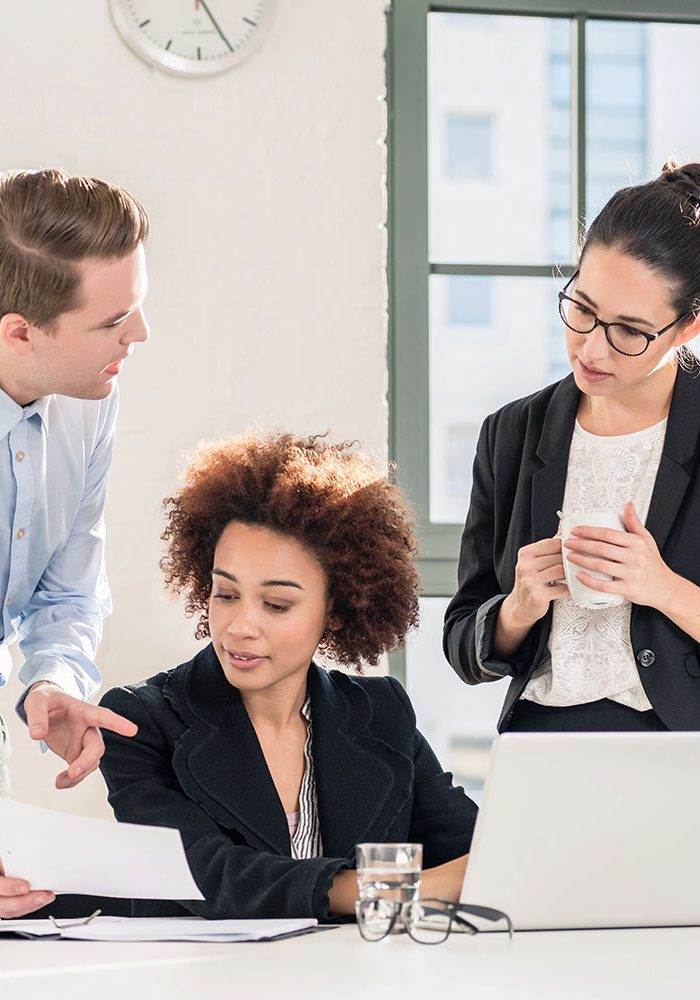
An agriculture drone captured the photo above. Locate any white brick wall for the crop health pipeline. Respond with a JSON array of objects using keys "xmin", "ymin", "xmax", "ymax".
[{"xmin": 1, "ymin": 0, "xmax": 388, "ymax": 818}]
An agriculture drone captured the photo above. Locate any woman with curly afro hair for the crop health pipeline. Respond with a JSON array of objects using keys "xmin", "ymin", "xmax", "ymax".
[{"xmin": 99, "ymin": 434, "xmax": 477, "ymax": 921}]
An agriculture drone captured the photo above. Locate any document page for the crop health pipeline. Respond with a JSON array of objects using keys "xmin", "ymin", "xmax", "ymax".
[
  {"xmin": 0, "ymin": 917, "xmax": 319, "ymax": 942},
  {"xmin": 0, "ymin": 799, "xmax": 203, "ymax": 900}
]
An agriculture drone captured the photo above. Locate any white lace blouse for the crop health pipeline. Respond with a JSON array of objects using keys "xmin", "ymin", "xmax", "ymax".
[{"xmin": 522, "ymin": 418, "xmax": 667, "ymax": 710}]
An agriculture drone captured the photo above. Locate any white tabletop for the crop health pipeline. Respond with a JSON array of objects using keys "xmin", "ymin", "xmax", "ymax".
[{"xmin": 0, "ymin": 924, "xmax": 695, "ymax": 1000}]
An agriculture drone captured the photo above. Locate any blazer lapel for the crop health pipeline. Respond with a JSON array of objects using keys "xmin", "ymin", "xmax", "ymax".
[
  {"xmin": 531, "ymin": 374, "xmax": 580, "ymax": 542},
  {"xmin": 645, "ymin": 367, "xmax": 700, "ymax": 552},
  {"xmin": 309, "ymin": 666, "xmax": 413, "ymax": 860},
  {"xmin": 163, "ymin": 644, "xmax": 290, "ymax": 855}
]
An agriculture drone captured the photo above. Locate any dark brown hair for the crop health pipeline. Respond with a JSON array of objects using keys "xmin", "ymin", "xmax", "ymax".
[
  {"xmin": 0, "ymin": 168, "xmax": 149, "ymax": 329},
  {"xmin": 582, "ymin": 160, "xmax": 700, "ymax": 323},
  {"xmin": 161, "ymin": 434, "xmax": 420, "ymax": 667}
]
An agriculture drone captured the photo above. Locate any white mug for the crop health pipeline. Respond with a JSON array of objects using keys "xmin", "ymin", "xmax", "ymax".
[{"xmin": 559, "ymin": 510, "xmax": 626, "ymax": 609}]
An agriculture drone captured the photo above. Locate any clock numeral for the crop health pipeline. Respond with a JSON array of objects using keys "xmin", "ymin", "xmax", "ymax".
[
  {"xmin": 139, "ymin": 18, "xmax": 150, "ymax": 28},
  {"xmin": 165, "ymin": 39, "xmax": 172, "ymax": 51},
  {"xmin": 243, "ymin": 17, "xmax": 257, "ymax": 28}
]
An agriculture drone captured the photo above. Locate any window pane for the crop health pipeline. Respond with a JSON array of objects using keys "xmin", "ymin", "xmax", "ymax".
[
  {"xmin": 585, "ymin": 20, "xmax": 700, "ymax": 223},
  {"xmin": 446, "ymin": 114, "xmax": 492, "ymax": 179},
  {"xmin": 428, "ymin": 12, "xmax": 572, "ymax": 266},
  {"xmin": 429, "ymin": 275, "xmax": 562, "ymax": 524},
  {"xmin": 405, "ymin": 597, "xmax": 504, "ymax": 797}
]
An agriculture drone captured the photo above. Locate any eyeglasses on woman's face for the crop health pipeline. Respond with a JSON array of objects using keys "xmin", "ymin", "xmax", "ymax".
[
  {"xmin": 356, "ymin": 897, "xmax": 513, "ymax": 944},
  {"xmin": 558, "ymin": 271, "xmax": 690, "ymax": 358}
]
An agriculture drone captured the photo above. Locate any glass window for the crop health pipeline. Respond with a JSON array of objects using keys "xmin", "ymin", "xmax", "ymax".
[
  {"xmin": 405, "ymin": 597, "xmax": 504, "ymax": 797},
  {"xmin": 428, "ymin": 12, "xmax": 573, "ymax": 266},
  {"xmin": 585, "ymin": 20, "xmax": 700, "ymax": 222},
  {"xmin": 429, "ymin": 275, "xmax": 560, "ymax": 524},
  {"xmin": 447, "ymin": 275, "xmax": 491, "ymax": 326},
  {"xmin": 446, "ymin": 114, "xmax": 492, "ymax": 179}
]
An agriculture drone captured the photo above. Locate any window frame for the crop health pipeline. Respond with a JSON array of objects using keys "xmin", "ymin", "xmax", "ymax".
[{"xmin": 387, "ymin": 0, "xmax": 700, "ymax": 681}]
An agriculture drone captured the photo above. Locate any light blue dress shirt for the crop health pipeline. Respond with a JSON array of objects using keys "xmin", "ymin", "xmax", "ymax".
[{"xmin": 0, "ymin": 386, "xmax": 118, "ymax": 712}]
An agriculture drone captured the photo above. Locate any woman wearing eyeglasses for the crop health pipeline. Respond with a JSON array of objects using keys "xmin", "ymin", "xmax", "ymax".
[
  {"xmin": 99, "ymin": 434, "xmax": 476, "ymax": 920},
  {"xmin": 444, "ymin": 160, "xmax": 700, "ymax": 733}
]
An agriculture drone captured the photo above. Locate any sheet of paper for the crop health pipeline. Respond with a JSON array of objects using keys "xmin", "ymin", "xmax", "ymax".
[
  {"xmin": 0, "ymin": 916, "xmax": 319, "ymax": 942},
  {"xmin": 0, "ymin": 799, "xmax": 203, "ymax": 900}
]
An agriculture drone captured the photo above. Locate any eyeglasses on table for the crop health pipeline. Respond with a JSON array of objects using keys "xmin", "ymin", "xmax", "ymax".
[{"xmin": 356, "ymin": 897, "xmax": 513, "ymax": 944}]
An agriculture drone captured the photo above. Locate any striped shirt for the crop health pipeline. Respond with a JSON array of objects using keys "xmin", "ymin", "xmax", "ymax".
[{"xmin": 286, "ymin": 695, "xmax": 323, "ymax": 860}]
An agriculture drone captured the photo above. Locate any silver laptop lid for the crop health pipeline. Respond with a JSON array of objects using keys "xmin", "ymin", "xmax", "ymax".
[{"xmin": 461, "ymin": 732, "xmax": 700, "ymax": 930}]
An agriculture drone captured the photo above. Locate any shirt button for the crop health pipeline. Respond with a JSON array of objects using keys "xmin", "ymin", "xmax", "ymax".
[
  {"xmin": 636, "ymin": 649, "xmax": 656, "ymax": 668},
  {"xmin": 15, "ymin": 451, "xmax": 25, "ymax": 462},
  {"xmin": 15, "ymin": 529, "xmax": 25, "ymax": 540}
]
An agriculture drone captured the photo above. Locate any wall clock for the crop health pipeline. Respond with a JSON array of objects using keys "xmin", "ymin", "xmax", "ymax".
[{"xmin": 109, "ymin": 0, "xmax": 276, "ymax": 77}]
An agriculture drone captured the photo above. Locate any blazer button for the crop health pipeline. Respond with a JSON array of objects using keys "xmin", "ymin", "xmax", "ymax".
[{"xmin": 636, "ymin": 649, "xmax": 656, "ymax": 668}]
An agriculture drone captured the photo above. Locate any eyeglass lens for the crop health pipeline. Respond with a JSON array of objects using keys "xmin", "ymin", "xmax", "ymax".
[
  {"xmin": 559, "ymin": 296, "xmax": 650, "ymax": 356},
  {"xmin": 357, "ymin": 898, "xmax": 397, "ymax": 941},
  {"xmin": 403, "ymin": 900, "xmax": 453, "ymax": 944}
]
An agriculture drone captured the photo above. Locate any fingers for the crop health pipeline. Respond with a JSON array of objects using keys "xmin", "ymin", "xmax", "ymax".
[
  {"xmin": 623, "ymin": 501, "xmax": 647, "ymax": 534},
  {"xmin": 574, "ymin": 570, "xmax": 617, "ymax": 594},
  {"xmin": 541, "ymin": 563, "xmax": 566, "ymax": 585},
  {"xmin": 79, "ymin": 705, "xmax": 138, "ymax": 738},
  {"xmin": 24, "ymin": 691, "xmax": 50, "ymax": 742},
  {"xmin": 0, "ymin": 892, "xmax": 56, "ymax": 918},
  {"xmin": 55, "ymin": 761, "xmax": 100, "ymax": 790},
  {"xmin": 59, "ymin": 727, "xmax": 104, "ymax": 788},
  {"xmin": 525, "ymin": 537, "xmax": 564, "ymax": 556},
  {"xmin": 0, "ymin": 876, "xmax": 54, "ymax": 919},
  {"xmin": 565, "ymin": 537, "xmax": 629, "ymax": 565},
  {"xmin": 569, "ymin": 525, "xmax": 633, "ymax": 546}
]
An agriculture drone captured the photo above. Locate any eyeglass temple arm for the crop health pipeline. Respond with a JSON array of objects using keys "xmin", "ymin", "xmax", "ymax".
[{"xmin": 459, "ymin": 902, "xmax": 514, "ymax": 938}]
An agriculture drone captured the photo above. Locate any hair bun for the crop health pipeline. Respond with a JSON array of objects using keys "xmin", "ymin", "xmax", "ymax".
[
  {"xmin": 659, "ymin": 160, "xmax": 700, "ymax": 220},
  {"xmin": 660, "ymin": 160, "xmax": 700, "ymax": 190}
]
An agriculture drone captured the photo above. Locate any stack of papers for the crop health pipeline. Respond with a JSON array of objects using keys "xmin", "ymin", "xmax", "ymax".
[
  {"xmin": 0, "ymin": 799, "xmax": 203, "ymax": 899},
  {"xmin": 0, "ymin": 917, "xmax": 319, "ymax": 942}
]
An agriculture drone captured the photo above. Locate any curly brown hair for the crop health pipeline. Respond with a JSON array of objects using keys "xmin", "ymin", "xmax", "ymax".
[{"xmin": 161, "ymin": 434, "xmax": 420, "ymax": 666}]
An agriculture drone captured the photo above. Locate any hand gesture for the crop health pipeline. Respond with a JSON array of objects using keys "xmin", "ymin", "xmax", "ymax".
[
  {"xmin": 24, "ymin": 683, "xmax": 138, "ymax": 790},
  {"xmin": 507, "ymin": 536, "xmax": 569, "ymax": 628},
  {"xmin": 563, "ymin": 502, "xmax": 674, "ymax": 609}
]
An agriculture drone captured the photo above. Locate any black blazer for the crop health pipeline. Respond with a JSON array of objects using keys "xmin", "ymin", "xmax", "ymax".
[
  {"xmin": 99, "ymin": 644, "xmax": 477, "ymax": 921},
  {"xmin": 443, "ymin": 367, "xmax": 700, "ymax": 731}
]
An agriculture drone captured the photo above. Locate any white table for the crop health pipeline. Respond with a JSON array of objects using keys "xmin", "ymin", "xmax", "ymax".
[{"xmin": 0, "ymin": 924, "xmax": 694, "ymax": 1000}]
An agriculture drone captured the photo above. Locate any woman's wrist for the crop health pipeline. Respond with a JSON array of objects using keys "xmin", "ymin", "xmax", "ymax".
[
  {"xmin": 653, "ymin": 570, "xmax": 700, "ymax": 641},
  {"xmin": 494, "ymin": 593, "xmax": 534, "ymax": 658},
  {"xmin": 327, "ymin": 868, "xmax": 358, "ymax": 916}
]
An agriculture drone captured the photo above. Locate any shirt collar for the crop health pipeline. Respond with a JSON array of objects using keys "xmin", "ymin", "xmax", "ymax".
[{"xmin": 0, "ymin": 386, "xmax": 52, "ymax": 438}]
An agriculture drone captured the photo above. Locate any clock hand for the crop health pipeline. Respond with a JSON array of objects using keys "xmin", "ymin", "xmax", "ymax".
[{"xmin": 199, "ymin": 1, "xmax": 234, "ymax": 52}]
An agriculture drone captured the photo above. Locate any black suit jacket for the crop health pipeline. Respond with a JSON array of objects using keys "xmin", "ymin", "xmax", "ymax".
[
  {"xmin": 443, "ymin": 367, "xmax": 700, "ymax": 731},
  {"xmin": 99, "ymin": 644, "xmax": 477, "ymax": 921}
]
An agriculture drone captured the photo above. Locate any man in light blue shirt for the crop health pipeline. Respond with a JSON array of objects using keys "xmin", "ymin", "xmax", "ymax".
[{"xmin": 0, "ymin": 169, "xmax": 150, "ymax": 916}]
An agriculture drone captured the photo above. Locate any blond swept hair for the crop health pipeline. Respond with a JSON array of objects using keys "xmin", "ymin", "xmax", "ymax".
[{"xmin": 0, "ymin": 168, "xmax": 149, "ymax": 329}]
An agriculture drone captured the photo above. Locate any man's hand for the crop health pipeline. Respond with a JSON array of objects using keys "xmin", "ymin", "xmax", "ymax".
[
  {"xmin": 23, "ymin": 683, "xmax": 138, "ymax": 790},
  {"xmin": 0, "ymin": 861, "xmax": 54, "ymax": 918}
]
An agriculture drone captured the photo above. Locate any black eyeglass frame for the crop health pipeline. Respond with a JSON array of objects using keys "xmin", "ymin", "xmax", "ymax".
[
  {"xmin": 356, "ymin": 897, "xmax": 513, "ymax": 944},
  {"xmin": 558, "ymin": 271, "xmax": 691, "ymax": 357}
]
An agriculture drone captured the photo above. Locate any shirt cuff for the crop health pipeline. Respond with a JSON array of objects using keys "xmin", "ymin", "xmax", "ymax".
[{"xmin": 475, "ymin": 593, "xmax": 544, "ymax": 680}]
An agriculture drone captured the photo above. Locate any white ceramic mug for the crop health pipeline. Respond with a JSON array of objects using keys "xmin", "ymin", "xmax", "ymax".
[{"xmin": 559, "ymin": 509, "xmax": 626, "ymax": 609}]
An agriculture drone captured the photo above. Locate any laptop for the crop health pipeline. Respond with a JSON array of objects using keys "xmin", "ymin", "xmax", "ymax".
[{"xmin": 460, "ymin": 732, "xmax": 700, "ymax": 930}]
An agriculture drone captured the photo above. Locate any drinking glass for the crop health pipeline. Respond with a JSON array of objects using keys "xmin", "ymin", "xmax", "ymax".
[{"xmin": 355, "ymin": 843, "xmax": 422, "ymax": 936}]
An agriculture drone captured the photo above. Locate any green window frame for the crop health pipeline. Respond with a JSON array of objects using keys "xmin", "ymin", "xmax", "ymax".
[{"xmin": 387, "ymin": 0, "xmax": 700, "ymax": 681}]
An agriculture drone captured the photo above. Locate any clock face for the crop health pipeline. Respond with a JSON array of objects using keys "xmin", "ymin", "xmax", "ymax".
[{"xmin": 109, "ymin": 0, "xmax": 276, "ymax": 77}]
